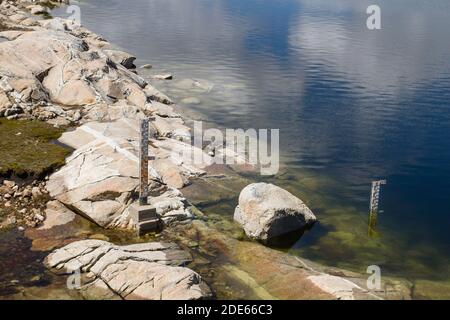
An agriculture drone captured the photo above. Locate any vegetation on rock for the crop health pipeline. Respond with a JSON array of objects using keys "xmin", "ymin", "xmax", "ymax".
[{"xmin": 0, "ymin": 119, "xmax": 70, "ymax": 179}]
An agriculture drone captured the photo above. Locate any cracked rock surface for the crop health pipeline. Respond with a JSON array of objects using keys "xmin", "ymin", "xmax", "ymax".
[
  {"xmin": 45, "ymin": 239, "xmax": 212, "ymax": 300},
  {"xmin": 45, "ymin": 119, "xmax": 203, "ymax": 229}
]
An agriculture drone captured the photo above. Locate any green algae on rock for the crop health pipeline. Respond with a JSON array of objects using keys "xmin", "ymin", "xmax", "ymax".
[{"xmin": 0, "ymin": 119, "xmax": 71, "ymax": 179}]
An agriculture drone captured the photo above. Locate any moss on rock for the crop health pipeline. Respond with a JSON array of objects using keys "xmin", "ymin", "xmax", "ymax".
[{"xmin": 0, "ymin": 119, "xmax": 71, "ymax": 179}]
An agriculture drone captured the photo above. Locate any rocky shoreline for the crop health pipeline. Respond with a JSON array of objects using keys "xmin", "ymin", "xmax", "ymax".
[{"xmin": 0, "ymin": 0, "xmax": 415, "ymax": 300}]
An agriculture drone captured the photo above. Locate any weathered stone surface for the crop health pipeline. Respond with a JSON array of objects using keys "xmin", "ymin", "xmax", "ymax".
[
  {"xmin": 0, "ymin": 30, "xmax": 87, "ymax": 80},
  {"xmin": 83, "ymin": 102, "xmax": 145, "ymax": 122},
  {"xmin": 153, "ymin": 74, "xmax": 173, "ymax": 80},
  {"xmin": 46, "ymin": 120, "xmax": 144, "ymax": 227},
  {"xmin": 45, "ymin": 240, "xmax": 211, "ymax": 300},
  {"xmin": 307, "ymin": 274, "xmax": 365, "ymax": 300},
  {"xmin": 151, "ymin": 138, "xmax": 211, "ymax": 172},
  {"xmin": 125, "ymin": 82, "xmax": 147, "ymax": 108},
  {"xmin": 104, "ymin": 49, "xmax": 136, "ymax": 69},
  {"xmin": 153, "ymin": 115, "xmax": 190, "ymax": 139},
  {"xmin": 170, "ymin": 219, "xmax": 412, "ymax": 300},
  {"xmin": 148, "ymin": 188, "xmax": 193, "ymax": 225},
  {"xmin": 0, "ymin": 89, "xmax": 12, "ymax": 116},
  {"xmin": 234, "ymin": 183, "xmax": 317, "ymax": 243},
  {"xmin": 44, "ymin": 78, "xmax": 97, "ymax": 106},
  {"xmin": 46, "ymin": 119, "xmax": 203, "ymax": 229},
  {"xmin": 144, "ymin": 101, "xmax": 180, "ymax": 118},
  {"xmin": 111, "ymin": 188, "xmax": 194, "ymax": 229},
  {"xmin": 39, "ymin": 200, "xmax": 76, "ymax": 230},
  {"xmin": 0, "ymin": 23, "xmax": 173, "ymax": 121},
  {"xmin": 0, "ymin": 30, "xmax": 26, "ymax": 41},
  {"xmin": 144, "ymin": 84, "xmax": 174, "ymax": 105},
  {"xmin": 27, "ymin": 5, "xmax": 48, "ymax": 15},
  {"xmin": 153, "ymin": 159, "xmax": 189, "ymax": 189}
]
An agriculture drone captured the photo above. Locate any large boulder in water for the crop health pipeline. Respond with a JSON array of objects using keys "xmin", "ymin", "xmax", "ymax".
[{"xmin": 234, "ymin": 183, "xmax": 317, "ymax": 244}]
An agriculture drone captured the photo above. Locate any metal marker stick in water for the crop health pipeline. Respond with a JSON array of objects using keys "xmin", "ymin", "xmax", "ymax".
[
  {"xmin": 370, "ymin": 180, "xmax": 386, "ymax": 214},
  {"xmin": 368, "ymin": 179, "xmax": 386, "ymax": 237}
]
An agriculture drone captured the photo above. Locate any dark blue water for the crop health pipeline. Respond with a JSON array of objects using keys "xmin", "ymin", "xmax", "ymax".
[{"xmin": 54, "ymin": 0, "xmax": 450, "ymax": 281}]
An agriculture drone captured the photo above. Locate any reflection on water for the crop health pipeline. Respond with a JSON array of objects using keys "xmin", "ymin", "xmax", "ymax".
[
  {"xmin": 0, "ymin": 229, "xmax": 50, "ymax": 296},
  {"xmin": 368, "ymin": 211, "xmax": 378, "ymax": 238},
  {"xmin": 53, "ymin": 0, "xmax": 450, "ymax": 283}
]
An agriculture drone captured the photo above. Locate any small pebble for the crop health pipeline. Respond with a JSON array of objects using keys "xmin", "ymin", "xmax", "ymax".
[{"xmin": 3, "ymin": 180, "xmax": 15, "ymax": 188}]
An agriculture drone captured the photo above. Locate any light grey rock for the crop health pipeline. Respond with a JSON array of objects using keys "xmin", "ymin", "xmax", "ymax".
[
  {"xmin": 152, "ymin": 115, "xmax": 189, "ymax": 138},
  {"xmin": 31, "ymin": 186, "xmax": 42, "ymax": 199},
  {"xmin": 144, "ymin": 84, "xmax": 174, "ymax": 105},
  {"xmin": 149, "ymin": 188, "xmax": 193, "ymax": 225},
  {"xmin": 234, "ymin": 183, "xmax": 317, "ymax": 244},
  {"xmin": 45, "ymin": 240, "xmax": 211, "ymax": 300},
  {"xmin": 152, "ymin": 159, "xmax": 189, "ymax": 189},
  {"xmin": 153, "ymin": 74, "xmax": 173, "ymax": 80},
  {"xmin": 181, "ymin": 97, "xmax": 201, "ymax": 105},
  {"xmin": 46, "ymin": 119, "xmax": 146, "ymax": 227},
  {"xmin": 8, "ymin": 13, "xmax": 28, "ymax": 23},
  {"xmin": 39, "ymin": 200, "xmax": 76, "ymax": 230},
  {"xmin": 104, "ymin": 49, "xmax": 136, "ymax": 69},
  {"xmin": 27, "ymin": 5, "xmax": 48, "ymax": 15},
  {"xmin": 144, "ymin": 101, "xmax": 180, "ymax": 118},
  {"xmin": 110, "ymin": 188, "xmax": 195, "ymax": 229},
  {"xmin": 46, "ymin": 119, "xmax": 201, "ymax": 229},
  {"xmin": 0, "ymin": 28, "xmax": 155, "ymax": 117},
  {"xmin": 0, "ymin": 30, "xmax": 26, "ymax": 41},
  {"xmin": 307, "ymin": 274, "xmax": 363, "ymax": 300},
  {"xmin": 83, "ymin": 102, "xmax": 146, "ymax": 122},
  {"xmin": 0, "ymin": 89, "xmax": 12, "ymax": 115},
  {"xmin": 3, "ymin": 180, "xmax": 15, "ymax": 188},
  {"xmin": 39, "ymin": 17, "xmax": 79, "ymax": 32}
]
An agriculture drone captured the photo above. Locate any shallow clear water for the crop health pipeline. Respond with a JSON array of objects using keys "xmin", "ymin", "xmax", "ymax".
[{"xmin": 54, "ymin": 0, "xmax": 450, "ymax": 282}]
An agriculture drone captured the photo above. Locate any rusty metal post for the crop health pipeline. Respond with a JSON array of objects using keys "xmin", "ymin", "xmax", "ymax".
[{"xmin": 139, "ymin": 118, "xmax": 149, "ymax": 206}]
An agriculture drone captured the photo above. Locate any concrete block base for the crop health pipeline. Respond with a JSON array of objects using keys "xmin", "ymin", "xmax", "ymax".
[{"xmin": 129, "ymin": 203, "xmax": 161, "ymax": 236}]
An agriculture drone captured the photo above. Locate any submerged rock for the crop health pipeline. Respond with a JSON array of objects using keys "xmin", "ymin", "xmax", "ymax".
[
  {"xmin": 181, "ymin": 97, "xmax": 201, "ymax": 105},
  {"xmin": 169, "ymin": 219, "xmax": 411, "ymax": 300},
  {"xmin": 153, "ymin": 74, "xmax": 173, "ymax": 80},
  {"xmin": 234, "ymin": 183, "xmax": 317, "ymax": 244},
  {"xmin": 38, "ymin": 200, "xmax": 76, "ymax": 230},
  {"xmin": 45, "ymin": 240, "xmax": 211, "ymax": 300}
]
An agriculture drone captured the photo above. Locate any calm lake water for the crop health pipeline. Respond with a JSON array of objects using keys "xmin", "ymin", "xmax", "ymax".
[{"xmin": 54, "ymin": 0, "xmax": 450, "ymax": 282}]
